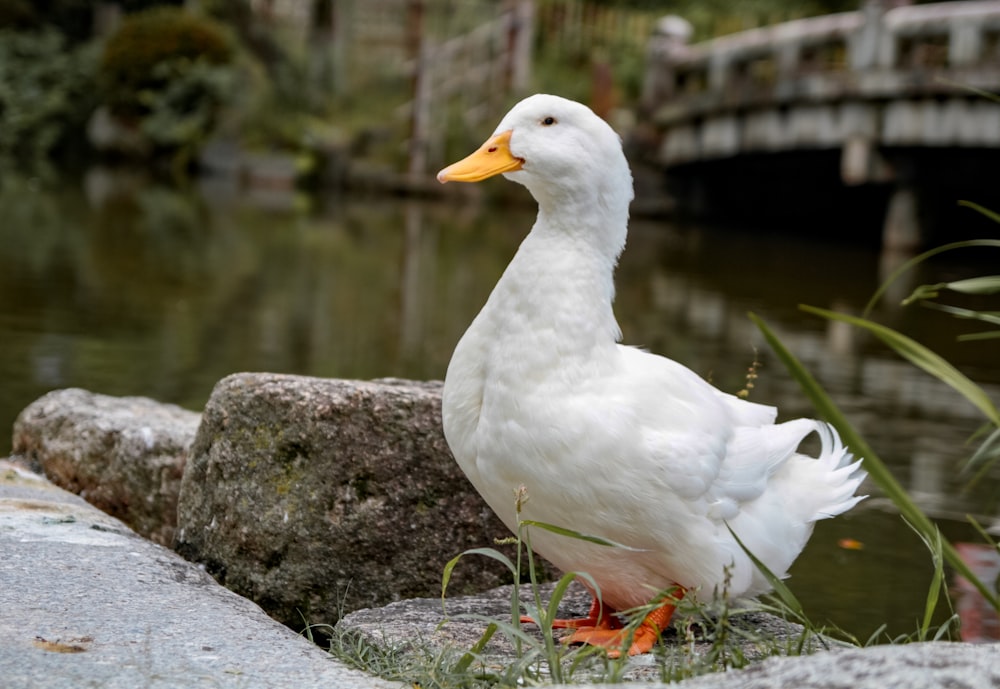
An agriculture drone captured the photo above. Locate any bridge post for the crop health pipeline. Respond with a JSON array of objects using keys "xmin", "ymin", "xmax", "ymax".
[
  {"xmin": 842, "ymin": 135, "xmax": 892, "ymax": 187},
  {"xmin": 850, "ymin": 0, "xmax": 888, "ymax": 70},
  {"xmin": 641, "ymin": 15, "xmax": 692, "ymax": 110},
  {"xmin": 708, "ymin": 53, "xmax": 728, "ymax": 92},
  {"xmin": 882, "ymin": 187, "xmax": 923, "ymax": 250},
  {"xmin": 950, "ymin": 21, "xmax": 982, "ymax": 66}
]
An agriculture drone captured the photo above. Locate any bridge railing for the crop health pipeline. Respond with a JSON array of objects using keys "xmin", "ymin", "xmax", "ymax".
[
  {"xmin": 882, "ymin": 1, "xmax": 1000, "ymax": 68},
  {"xmin": 644, "ymin": 1, "xmax": 1000, "ymax": 116}
]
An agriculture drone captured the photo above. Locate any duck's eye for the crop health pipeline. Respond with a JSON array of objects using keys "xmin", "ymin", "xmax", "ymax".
[{"xmin": 541, "ymin": 116, "xmax": 557, "ymax": 126}]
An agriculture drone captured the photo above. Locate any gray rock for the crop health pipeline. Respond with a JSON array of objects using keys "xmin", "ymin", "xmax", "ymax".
[
  {"xmin": 336, "ymin": 582, "xmax": 839, "ymax": 683},
  {"xmin": 175, "ymin": 373, "xmax": 516, "ymax": 633},
  {"xmin": 666, "ymin": 641, "xmax": 1000, "ymax": 689},
  {"xmin": 339, "ymin": 581, "xmax": 596, "ymax": 657},
  {"xmin": 0, "ymin": 458, "xmax": 396, "ymax": 689},
  {"xmin": 338, "ymin": 583, "xmax": 1000, "ymax": 687},
  {"xmin": 12, "ymin": 388, "xmax": 200, "ymax": 546}
]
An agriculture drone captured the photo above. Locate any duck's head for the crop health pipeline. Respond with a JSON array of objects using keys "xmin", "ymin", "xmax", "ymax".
[{"xmin": 437, "ymin": 94, "xmax": 633, "ymax": 211}]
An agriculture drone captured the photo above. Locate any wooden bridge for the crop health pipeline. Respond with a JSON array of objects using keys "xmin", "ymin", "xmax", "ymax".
[{"xmin": 640, "ymin": 0, "xmax": 1000, "ymax": 247}]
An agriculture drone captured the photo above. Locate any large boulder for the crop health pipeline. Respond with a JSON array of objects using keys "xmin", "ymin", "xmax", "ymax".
[
  {"xmin": 175, "ymin": 373, "xmax": 517, "ymax": 633},
  {"xmin": 11, "ymin": 388, "xmax": 200, "ymax": 546}
]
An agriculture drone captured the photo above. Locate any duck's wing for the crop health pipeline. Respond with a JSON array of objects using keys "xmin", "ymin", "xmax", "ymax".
[{"xmin": 617, "ymin": 346, "xmax": 793, "ymax": 520}]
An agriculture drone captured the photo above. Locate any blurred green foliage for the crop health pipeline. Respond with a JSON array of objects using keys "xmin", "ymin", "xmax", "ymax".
[
  {"xmin": 0, "ymin": 0, "xmax": 879, "ymax": 179},
  {"xmin": 99, "ymin": 6, "xmax": 234, "ymax": 121},
  {"xmin": 0, "ymin": 27, "xmax": 98, "ymax": 174},
  {"xmin": 0, "ymin": 0, "xmax": 95, "ymax": 43},
  {"xmin": 95, "ymin": 6, "xmax": 240, "ymax": 174},
  {"xmin": 134, "ymin": 58, "xmax": 238, "ymax": 168},
  {"xmin": 0, "ymin": 1, "xmax": 241, "ymax": 175}
]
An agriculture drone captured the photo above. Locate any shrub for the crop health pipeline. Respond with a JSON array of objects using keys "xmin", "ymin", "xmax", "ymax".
[
  {"xmin": 98, "ymin": 6, "xmax": 237, "ymax": 164},
  {"xmin": 100, "ymin": 6, "xmax": 233, "ymax": 118}
]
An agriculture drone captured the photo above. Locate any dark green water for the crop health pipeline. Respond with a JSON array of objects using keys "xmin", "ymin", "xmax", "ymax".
[{"xmin": 2, "ymin": 170, "xmax": 998, "ymax": 642}]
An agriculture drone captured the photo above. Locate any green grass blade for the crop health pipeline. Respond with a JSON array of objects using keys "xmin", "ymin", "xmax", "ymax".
[
  {"xmin": 862, "ymin": 239, "xmax": 1000, "ymax": 316},
  {"xmin": 544, "ymin": 571, "xmax": 600, "ymax": 628},
  {"xmin": 932, "ymin": 615, "xmax": 960, "ymax": 641},
  {"xmin": 538, "ymin": 571, "xmax": 583, "ymax": 682},
  {"xmin": 450, "ymin": 622, "xmax": 498, "ymax": 675},
  {"xmin": 919, "ymin": 302, "xmax": 1000, "ymax": 328},
  {"xmin": 958, "ymin": 330, "xmax": 1000, "ymax": 341},
  {"xmin": 749, "ymin": 312, "xmax": 1000, "ymax": 610},
  {"xmin": 964, "ymin": 426, "xmax": 1000, "ymax": 478},
  {"xmin": 959, "ymin": 200, "xmax": 1000, "ymax": 224},
  {"xmin": 441, "ymin": 547, "xmax": 518, "ymax": 613},
  {"xmin": 519, "ymin": 519, "xmax": 646, "ymax": 551},
  {"xmin": 726, "ymin": 523, "xmax": 805, "ymax": 620},
  {"xmin": 800, "ymin": 305, "xmax": 1000, "ymax": 427},
  {"xmin": 908, "ymin": 522, "xmax": 945, "ymax": 640},
  {"xmin": 863, "ymin": 623, "xmax": 888, "ymax": 646},
  {"xmin": 938, "ymin": 276, "xmax": 1000, "ymax": 295},
  {"xmin": 967, "ymin": 516, "xmax": 1000, "ymax": 551},
  {"xmin": 905, "ymin": 276, "xmax": 1000, "ymax": 304},
  {"xmin": 938, "ymin": 82, "xmax": 1000, "ymax": 105}
]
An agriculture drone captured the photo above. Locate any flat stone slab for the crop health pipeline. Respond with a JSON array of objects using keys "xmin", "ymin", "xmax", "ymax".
[
  {"xmin": 338, "ymin": 580, "xmax": 1000, "ymax": 687},
  {"xmin": 0, "ymin": 459, "xmax": 396, "ymax": 689},
  {"xmin": 336, "ymin": 580, "xmax": 839, "ymax": 683}
]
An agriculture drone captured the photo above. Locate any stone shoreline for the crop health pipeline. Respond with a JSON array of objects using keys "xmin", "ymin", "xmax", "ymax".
[{"xmin": 4, "ymin": 379, "xmax": 1000, "ymax": 688}]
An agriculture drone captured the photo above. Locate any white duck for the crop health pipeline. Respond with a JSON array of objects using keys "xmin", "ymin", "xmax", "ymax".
[{"xmin": 437, "ymin": 94, "xmax": 865, "ymax": 656}]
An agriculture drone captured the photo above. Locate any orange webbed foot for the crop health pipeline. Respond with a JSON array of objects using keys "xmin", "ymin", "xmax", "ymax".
[
  {"xmin": 520, "ymin": 587, "xmax": 685, "ymax": 656},
  {"xmin": 565, "ymin": 615, "xmax": 662, "ymax": 657},
  {"xmin": 519, "ymin": 596, "xmax": 622, "ymax": 630},
  {"xmin": 563, "ymin": 588, "xmax": 686, "ymax": 657}
]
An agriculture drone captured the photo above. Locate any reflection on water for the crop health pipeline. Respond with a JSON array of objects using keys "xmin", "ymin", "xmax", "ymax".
[{"xmin": 1, "ymin": 170, "xmax": 998, "ymax": 641}]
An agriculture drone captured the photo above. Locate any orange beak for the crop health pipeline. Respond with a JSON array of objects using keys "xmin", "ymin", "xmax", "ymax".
[{"xmin": 436, "ymin": 130, "xmax": 524, "ymax": 183}]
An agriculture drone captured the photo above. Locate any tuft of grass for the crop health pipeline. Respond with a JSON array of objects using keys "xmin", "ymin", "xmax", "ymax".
[
  {"xmin": 330, "ymin": 486, "xmax": 847, "ymax": 687},
  {"xmin": 440, "ymin": 486, "xmax": 633, "ymax": 684},
  {"xmin": 909, "ymin": 522, "xmax": 960, "ymax": 643}
]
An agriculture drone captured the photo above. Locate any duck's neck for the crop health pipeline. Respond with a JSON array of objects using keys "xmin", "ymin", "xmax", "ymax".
[
  {"xmin": 534, "ymin": 184, "xmax": 629, "ymax": 263},
  {"xmin": 485, "ymin": 192, "xmax": 629, "ymax": 364}
]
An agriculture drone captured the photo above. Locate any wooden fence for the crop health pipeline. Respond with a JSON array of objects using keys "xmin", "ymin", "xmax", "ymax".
[
  {"xmin": 535, "ymin": 1, "xmax": 659, "ymax": 60},
  {"xmin": 249, "ymin": 0, "xmax": 664, "ymax": 177},
  {"xmin": 407, "ymin": 1, "xmax": 534, "ymax": 177}
]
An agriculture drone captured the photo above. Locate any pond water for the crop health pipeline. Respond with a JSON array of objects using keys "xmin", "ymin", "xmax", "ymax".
[{"xmin": 2, "ymin": 169, "xmax": 998, "ymax": 643}]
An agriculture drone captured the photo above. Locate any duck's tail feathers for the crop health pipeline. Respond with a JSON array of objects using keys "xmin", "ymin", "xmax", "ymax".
[{"xmin": 809, "ymin": 421, "xmax": 867, "ymax": 520}]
